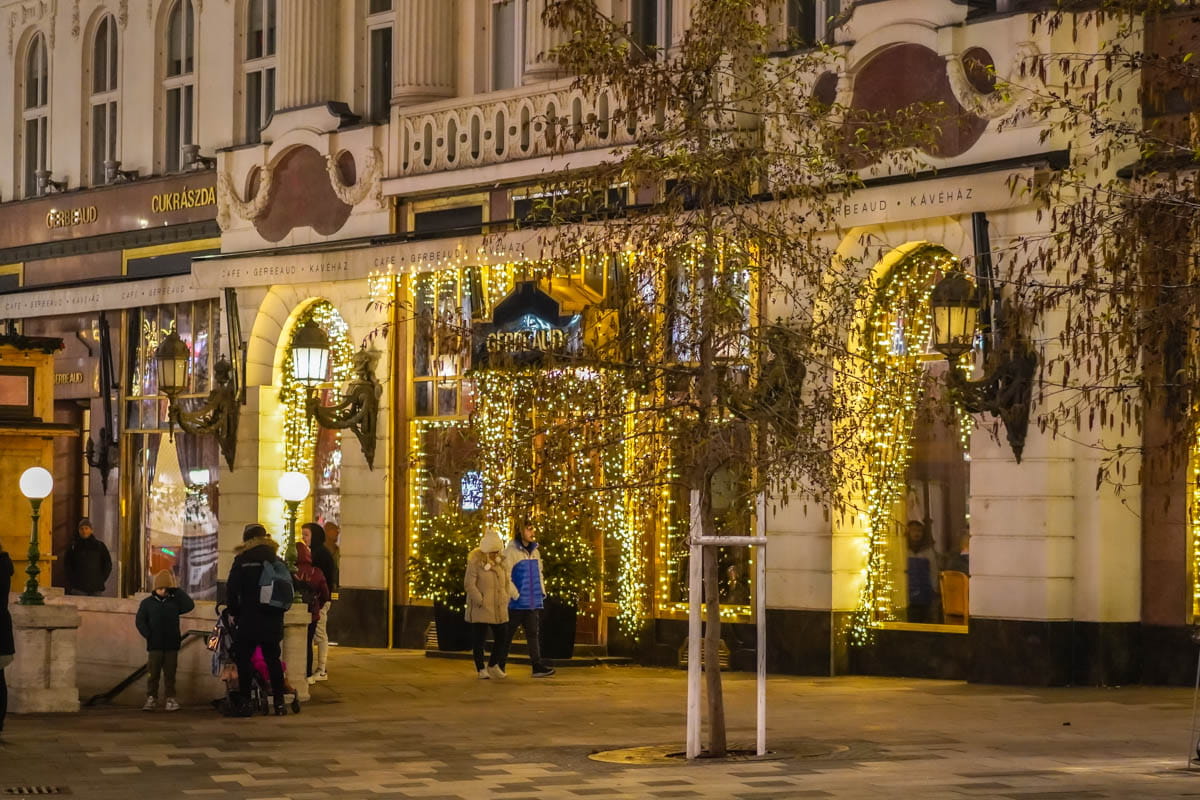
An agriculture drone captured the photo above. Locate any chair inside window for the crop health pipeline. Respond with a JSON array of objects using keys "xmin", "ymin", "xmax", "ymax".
[{"xmin": 940, "ymin": 570, "xmax": 969, "ymax": 625}]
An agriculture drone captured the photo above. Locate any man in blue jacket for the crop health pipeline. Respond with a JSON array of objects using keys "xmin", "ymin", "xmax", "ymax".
[{"xmin": 504, "ymin": 521, "xmax": 555, "ymax": 678}]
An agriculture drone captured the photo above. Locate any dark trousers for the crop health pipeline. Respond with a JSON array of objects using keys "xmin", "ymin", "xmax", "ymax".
[
  {"xmin": 234, "ymin": 636, "xmax": 285, "ymax": 706},
  {"xmin": 1, "ymin": 668, "xmax": 7, "ymax": 732},
  {"xmin": 471, "ymin": 622, "xmax": 512, "ymax": 671},
  {"xmin": 306, "ymin": 620, "xmax": 316, "ymax": 677},
  {"xmin": 508, "ymin": 608, "xmax": 544, "ymax": 671},
  {"xmin": 146, "ymin": 649, "xmax": 178, "ymax": 698}
]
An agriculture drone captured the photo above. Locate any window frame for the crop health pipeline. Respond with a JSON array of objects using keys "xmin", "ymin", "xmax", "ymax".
[
  {"xmin": 366, "ymin": 1, "xmax": 393, "ymax": 123},
  {"xmin": 163, "ymin": 0, "xmax": 197, "ymax": 173},
  {"xmin": 21, "ymin": 32, "xmax": 50, "ymax": 198},
  {"xmin": 490, "ymin": 0, "xmax": 525, "ymax": 92},
  {"xmin": 89, "ymin": 14, "xmax": 120, "ymax": 185},
  {"xmin": 242, "ymin": 0, "xmax": 277, "ymax": 143}
]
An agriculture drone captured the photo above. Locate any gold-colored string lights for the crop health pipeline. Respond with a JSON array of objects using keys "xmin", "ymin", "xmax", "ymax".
[{"xmin": 849, "ymin": 246, "xmax": 959, "ymax": 644}]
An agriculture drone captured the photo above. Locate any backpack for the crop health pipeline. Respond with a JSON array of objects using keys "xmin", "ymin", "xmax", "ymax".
[{"xmin": 251, "ymin": 559, "xmax": 294, "ymax": 610}]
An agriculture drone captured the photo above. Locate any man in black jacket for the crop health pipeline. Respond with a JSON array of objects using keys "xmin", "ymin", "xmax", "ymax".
[
  {"xmin": 226, "ymin": 524, "xmax": 289, "ymax": 715},
  {"xmin": 302, "ymin": 522, "xmax": 338, "ymax": 683},
  {"xmin": 64, "ymin": 518, "xmax": 111, "ymax": 596}
]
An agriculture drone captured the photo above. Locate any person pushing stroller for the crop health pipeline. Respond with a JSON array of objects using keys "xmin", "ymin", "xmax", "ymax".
[{"xmin": 225, "ymin": 524, "xmax": 294, "ymax": 716}]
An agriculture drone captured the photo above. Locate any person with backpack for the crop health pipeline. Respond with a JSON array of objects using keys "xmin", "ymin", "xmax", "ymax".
[
  {"xmin": 225, "ymin": 524, "xmax": 293, "ymax": 716},
  {"xmin": 293, "ymin": 539, "xmax": 330, "ymax": 682},
  {"xmin": 135, "ymin": 570, "xmax": 195, "ymax": 712}
]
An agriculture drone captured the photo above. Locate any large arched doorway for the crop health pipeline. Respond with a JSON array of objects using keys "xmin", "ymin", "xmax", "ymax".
[{"xmin": 845, "ymin": 243, "xmax": 972, "ymax": 640}]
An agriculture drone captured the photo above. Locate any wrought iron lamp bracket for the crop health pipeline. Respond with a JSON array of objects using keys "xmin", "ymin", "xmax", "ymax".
[
  {"xmin": 165, "ymin": 358, "xmax": 240, "ymax": 469},
  {"xmin": 946, "ymin": 345, "xmax": 1037, "ymax": 463},
  {"xmin": 305, "ymin": 351, "xmax": 382, "ymax": 470},
  {"xmin": 84, "ymin": 430, "xmax": 119, "ymax": 494}
]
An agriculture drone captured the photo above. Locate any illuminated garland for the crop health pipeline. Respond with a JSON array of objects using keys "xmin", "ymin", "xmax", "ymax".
[
  {"xmin": 279, "ymin": 300, "xmax": 354, "ymax": 491},
  {"xmin": 849, "ymin": 246, "xmax": 952, "ymax": 643},
  {"xmin": 1192, "ymin": 438, "xmax": 1200, "ymax": 619}
]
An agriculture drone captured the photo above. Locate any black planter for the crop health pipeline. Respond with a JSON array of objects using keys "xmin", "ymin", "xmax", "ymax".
[
  {"xmin": 541, "ymin": 597, "xmax": 578, "ymax": 660},
  {"xmin": 433, "ymin": 601, "xmax": 472, "ymax": 651}
]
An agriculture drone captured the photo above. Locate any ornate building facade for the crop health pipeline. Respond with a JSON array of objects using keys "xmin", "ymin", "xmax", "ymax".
[{"xmin": 0, "ymin": 0, "xmax": 1189, "ymax": 687}]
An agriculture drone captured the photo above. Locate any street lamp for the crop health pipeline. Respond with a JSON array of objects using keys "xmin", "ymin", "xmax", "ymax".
[
  {"xmin": 153, "ymin": 330, "xmax": 241, "ymax": 469},
  {"xmin": 929, "ymin": 271, "xmax": 1038, "ymax": 463},
  {"xmin": 289, "ymin": 319, "xmax": 382, "ymax": 469},
  {"xmin": 18, "ymin": 466, "xmax": 53, "ymax": 605},
  {"xmin": 278, "ymin": 471, "xmax": 310, "ymax": 568}
]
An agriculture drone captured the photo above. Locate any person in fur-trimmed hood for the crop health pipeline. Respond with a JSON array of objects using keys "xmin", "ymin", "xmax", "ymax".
[
  {"xmin": 465, "ymin": 527, "xmax": 519, "ymax": 679},
  {"xmin": 225, "ymin": 524, "xmax": 290, "ymax": 715},
  {"xmin": 504, "ymin": 521, "xmax": 555, "ymax": 678}
]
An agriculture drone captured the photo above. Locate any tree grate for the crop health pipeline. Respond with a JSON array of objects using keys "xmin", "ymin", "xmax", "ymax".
[{"xmin": 4, "ymin": 788, "xmax": 70, "ymax": 795}]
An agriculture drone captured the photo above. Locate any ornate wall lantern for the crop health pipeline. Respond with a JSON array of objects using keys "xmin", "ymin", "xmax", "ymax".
[
  {"xmin": 290, "ymin": 319, "xmax": 382, "ymax": 469},
  {"xmin": 154, "ymin": 330, "xmax": 240, "ymax": 469},
  {"xmin": 930, "ymin": 271, "xmax": 1037, "ymax": 463}
]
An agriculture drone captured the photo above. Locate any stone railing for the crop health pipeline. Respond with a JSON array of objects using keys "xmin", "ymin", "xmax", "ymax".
[{"xmin": 395, "ymin": 80, "xmax": 643, "ymax": 176}]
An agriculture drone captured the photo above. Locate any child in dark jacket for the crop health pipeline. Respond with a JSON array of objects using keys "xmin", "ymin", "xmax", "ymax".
[{"xmin": 135, "ymin": 570, "xmax": 195, "ymax": 711}]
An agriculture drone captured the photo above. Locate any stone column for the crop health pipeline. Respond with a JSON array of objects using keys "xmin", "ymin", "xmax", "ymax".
[
  {"xmin": 393, "ymin": 0, "xmax": 456, "ymax": 106},
  {"xmin": 282, "ymin": 606, "xmax": 312, "ymax": 702},
  {"xmin": 277, "ymin": 0, "xmax": 340, "ymax": 110},
  {"xmin": 523, "ymin": 0, "xmax": 567, "ymax": 84},
  {"xmin": 8, "ymin": 604, "xmax": 81, "ymax": 713}
]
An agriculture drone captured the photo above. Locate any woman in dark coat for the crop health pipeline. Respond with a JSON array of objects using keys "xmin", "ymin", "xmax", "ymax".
[{"xmin": 0, "ymin": 539, "xmax": 14, "ymax": 734}]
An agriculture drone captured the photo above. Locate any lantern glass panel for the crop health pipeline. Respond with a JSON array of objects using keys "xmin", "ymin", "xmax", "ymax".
[{"xmin": 292, "ymin": 346, "xmax": 329, "ymax": 386}]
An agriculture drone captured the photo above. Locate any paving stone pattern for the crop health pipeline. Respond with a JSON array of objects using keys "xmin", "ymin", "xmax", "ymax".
[{"xmin": 2, "ymin": 650, "xmax": 1200, "ymax": 799}]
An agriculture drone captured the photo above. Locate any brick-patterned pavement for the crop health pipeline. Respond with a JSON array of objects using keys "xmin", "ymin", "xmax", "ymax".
[{"xmin": 2, "ymin": 649, "xmax": 1200, "ymax": 799}]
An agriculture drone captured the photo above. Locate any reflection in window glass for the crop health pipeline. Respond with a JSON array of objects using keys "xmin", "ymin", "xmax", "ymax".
[{"xmin": 125, "ymin": 298, "xmax": 222, "ymax": 597}]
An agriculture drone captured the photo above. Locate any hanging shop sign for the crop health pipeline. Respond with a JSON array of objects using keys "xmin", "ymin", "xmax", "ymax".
[{"xmin": 473, "ymin": 281, "xmax": 582, "ymax": 368}]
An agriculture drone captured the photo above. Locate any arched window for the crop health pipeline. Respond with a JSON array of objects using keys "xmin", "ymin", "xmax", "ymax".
[
  {"xmin": 21, "ymin": 32, "xmax": 49, "ymax": 197},
  {"xmin": 243, "ymin": 0, "xmax": 276, "ymax": 143},
  {"xmin": 91, "ymin": 14, "xmax": 120, "ymax": 184},
  {"xmin": 164, "ymin": 0, "xmax": 196, "ymax": 172}
]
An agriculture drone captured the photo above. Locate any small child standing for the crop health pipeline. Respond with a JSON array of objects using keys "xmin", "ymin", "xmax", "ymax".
[{"xmin": 136, "ymin": 570, "xmax": 195, "ymax": 711}]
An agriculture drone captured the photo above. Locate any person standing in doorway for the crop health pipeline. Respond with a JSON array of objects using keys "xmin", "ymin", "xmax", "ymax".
[
  {"xmin": 0, "ymin": 539, "xmax": 14, "ymax": 736},
  {"xmin": 905, "ymin": 520, "xmax": 941, "ymax": 623},
  {"xmin": 504, "ymin": 521, "xmax": 555, "ymax": 678},
  {"xmin": 303, "ymin": 522, "xmax": 338, "ymax": 682},
  {"xmin": 226, "ymin": 524, "xmax": 290, "ymax": 716},
  {"xmin": 64, "ymin": 518, "xmax": 112, "ymax": 596},
  {"xmin": 135, "ymin": 570, "xmax": 195, "ymax": 711},
  {"xmin": 465, "ymin": 527, "xmax": 518, "ymax": 679}
]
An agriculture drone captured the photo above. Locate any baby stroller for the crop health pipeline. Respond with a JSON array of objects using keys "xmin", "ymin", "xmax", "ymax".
[{"xmin": 207, "ymin": 604, "xmax": 301, "ymax": 715}]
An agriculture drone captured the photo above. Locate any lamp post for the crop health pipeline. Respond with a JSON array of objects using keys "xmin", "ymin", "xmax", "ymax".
[
  {"xmin": 929, "ymin": 271, "xmax": 979, "ymax": 361},
  {"xmin": 278, "ymin": 471, "xmax": 310, "ymax": 568},
  {"xmin": 18, "ymin": 466, "xmax": 53, "ymax": 605}
]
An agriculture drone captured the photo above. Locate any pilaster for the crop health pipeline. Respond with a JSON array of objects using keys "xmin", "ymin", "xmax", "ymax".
[{"xmin": 277, "ymin": 0, "xmax": 340, "ymax": 110}]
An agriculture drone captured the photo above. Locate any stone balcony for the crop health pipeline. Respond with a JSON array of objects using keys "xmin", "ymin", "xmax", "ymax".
[{"xmin": 392, "ymin": 79, "xmax": 641, "ymax": 186}]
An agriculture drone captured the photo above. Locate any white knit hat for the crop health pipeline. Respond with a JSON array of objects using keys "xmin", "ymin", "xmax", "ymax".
[{"xmin": 479, "ymin": 528, "xmax": 504, "ymax": 553}]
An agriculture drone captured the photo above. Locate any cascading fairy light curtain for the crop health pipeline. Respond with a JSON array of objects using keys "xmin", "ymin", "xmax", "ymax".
[{"xmin": 849, "ymin": 246, "xmax": 959, "ymax": 642}]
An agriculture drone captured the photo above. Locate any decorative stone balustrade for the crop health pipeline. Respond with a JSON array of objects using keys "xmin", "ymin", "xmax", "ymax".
[{"xmin": 396, "ymin": 80, "xmax": 644, "ymax": 176}]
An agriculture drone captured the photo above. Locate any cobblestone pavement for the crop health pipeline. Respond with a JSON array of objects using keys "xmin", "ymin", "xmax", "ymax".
[{"xmin": 3, "ymin": 649, "xmax": 1200, "ymax": 799}]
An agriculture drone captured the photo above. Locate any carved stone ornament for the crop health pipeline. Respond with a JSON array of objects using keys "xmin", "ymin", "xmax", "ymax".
[
  {"xmin": 216, "ymin": 162, "xmax": 276, "ymax": 231},
  {"xmin": 945, "ymin": 41, "xmax": 1041, "ymax": 121},
  {"xmin": 118, "ymin": 0, "xmax": 128, "ymax": 27},
  {"xmin": 71, "ymin": 0, "xmax": 79, "ymax": 38},
  {"xmin": 326, "ymin": 147, "xmax": 385, "ymax": 209}
]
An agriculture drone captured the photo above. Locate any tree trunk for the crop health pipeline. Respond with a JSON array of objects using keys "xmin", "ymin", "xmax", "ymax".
[{"xmin": 702, "ymin": 515, "xmax": 727, "ymax": 756}]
